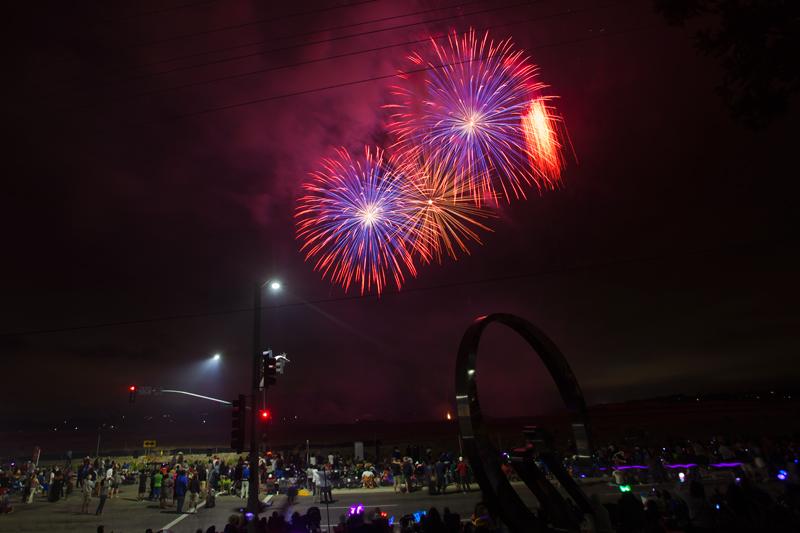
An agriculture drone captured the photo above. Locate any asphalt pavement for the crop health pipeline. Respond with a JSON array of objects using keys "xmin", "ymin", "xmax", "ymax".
[{"xmin": 0, "ymin": 476, "xmax": 736, "ymax": 532}]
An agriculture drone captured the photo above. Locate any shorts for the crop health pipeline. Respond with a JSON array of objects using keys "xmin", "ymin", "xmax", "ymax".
[{"xmin": 393, "ymin": 475, "xmax": 404, "ymax": 486}]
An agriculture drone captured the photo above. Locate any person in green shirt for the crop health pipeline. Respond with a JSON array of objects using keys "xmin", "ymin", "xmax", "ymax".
[{"xmin": 152, "ymin": 471, "xmax": 163, "ymax": 501}]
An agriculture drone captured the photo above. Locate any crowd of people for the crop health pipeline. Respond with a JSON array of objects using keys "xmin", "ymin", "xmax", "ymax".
[{"xmin": 1, "ymin": 434, "xmax": 798, "ymax": 532}]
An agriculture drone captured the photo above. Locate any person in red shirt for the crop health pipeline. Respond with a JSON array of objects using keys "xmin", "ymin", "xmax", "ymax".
[{"xmin": 456, "ymin": 458, "xmax": 471, "ymax": 492}]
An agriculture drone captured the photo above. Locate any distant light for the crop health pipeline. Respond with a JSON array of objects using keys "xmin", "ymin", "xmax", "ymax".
[
  {"xmin": 129, "ymin": 385, "xmax": 136, "ymax": 392},
  {"xmin": 678, "ymin": 472, "xmax": 686, "ymax": 483},
  {"xmin": 777, "ymin": 469, "xmax": 788, "ymax": 481},
  {"xmin": 212, "ymin": 353, "xmax": 221, "ymax": 361},
  {"xmin": 446, "ymin": 412, "xmax": 452, "ymax": 421},
  {"xmin": 715, "ymin": 503, "xmax": 721, "ymax": 510},
  {"xmin": 467, "ymin": 369, "xmax": 475, "ymax": 376},
  {"xmin": 619, "ymin": 484, "xmax": 632, "ymax": 493}
]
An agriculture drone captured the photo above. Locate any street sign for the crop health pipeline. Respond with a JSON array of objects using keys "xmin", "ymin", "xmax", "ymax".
[{"xmin": 143, "ymin": 440, "xmax": 157, "ymax": 448}]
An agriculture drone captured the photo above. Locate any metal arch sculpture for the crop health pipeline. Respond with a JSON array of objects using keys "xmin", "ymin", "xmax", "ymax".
[{"xmin": 455, "ymin": 313, "xmax": 594, "ymax": 533}]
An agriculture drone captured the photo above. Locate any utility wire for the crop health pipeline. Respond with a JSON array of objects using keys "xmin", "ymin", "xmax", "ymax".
[
  {"xmin": 45, "ymin": 0, "xmax": 517, "ymax": 96},
  {"xmin": 134, "ymin": 20, "xmax": 664, "ymax": 126},
  {"xmin": 0, "ymin": 238, "xmax": 788, "ymax": 338},
  {"xmin": 61, "ymin": 1, "xmax": 631, "ymax": 113},
  {"xmin": 99, "ymin": 0, "xmax": 223, "ymax": 24},
  {"xmin": 34, "ymin": 0, "xmax": 377, "ymax": 72},
  {"xmin": 126, "ymin": 0, "xmax": 379, "ymax": 49}
]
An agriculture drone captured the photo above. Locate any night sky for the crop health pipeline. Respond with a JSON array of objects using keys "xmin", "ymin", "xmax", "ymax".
[{"xmin": 2, "ymin": 0, "xmax": 799, "ymax": 431}]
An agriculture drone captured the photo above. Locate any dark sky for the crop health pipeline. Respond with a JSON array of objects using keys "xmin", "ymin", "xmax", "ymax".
[{"xmin": 2, "ymin": 0, "xmax": 799, "ymax": 431}]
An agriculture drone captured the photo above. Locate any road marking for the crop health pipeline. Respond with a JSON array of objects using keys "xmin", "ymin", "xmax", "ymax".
[
  {"xmin": 160, "ymin": 490, "xmax": 241, "ymax": 531},
  {"xmin": 160, "ymin": 500, "xmax": 206, "ymax": 531}
]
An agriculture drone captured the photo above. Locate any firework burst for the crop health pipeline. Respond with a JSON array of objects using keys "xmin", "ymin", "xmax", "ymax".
[
  {"xmin": 522, "ymin": 98, "xmax": 566, "ymax": 184},
  {"xmin": 295, "ymin": 147, "xmax": 417, "ymax": 295},
  {"xmin": 392, "ymin": 150, "xmax": 495, "ymax": 264},
  {"xmin": 386, "ymin": 29, "xmax": 566, "ymax": 203}
]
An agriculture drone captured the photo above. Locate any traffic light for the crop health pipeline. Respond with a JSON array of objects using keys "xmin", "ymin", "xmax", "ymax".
[
  {"xmin": 128, "ymin": 385, "xmax": 137, "ymax": 403},
  {"xmin": 259, "ymin": 409, "xmax": 271, "ymax": 421},
  {"xmin": 265, "ymin": 352, "xmax": 277, "ymax": 386},
  {"xmin": 231, "ymin": 394, "xmax": 246, "ymax": 453}
]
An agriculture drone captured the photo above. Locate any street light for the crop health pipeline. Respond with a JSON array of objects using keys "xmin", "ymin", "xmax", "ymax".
[
  {"xmin": 212, "ymin": 353, "xmax": 221, "ymax": 361},
  {"xmin": 248, "ymin": 278, "xmax": 282, "ymax": 520}
]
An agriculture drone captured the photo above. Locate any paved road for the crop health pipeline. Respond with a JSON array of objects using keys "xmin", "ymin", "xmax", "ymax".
[{"xmin": 0, "ymin": 476, "xmax": 739, "ymax": 532}]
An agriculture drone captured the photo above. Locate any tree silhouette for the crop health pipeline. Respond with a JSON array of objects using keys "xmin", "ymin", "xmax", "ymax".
[{"xmin": 655, "ymin": 0, "xmax": 799, "ymax": 127}]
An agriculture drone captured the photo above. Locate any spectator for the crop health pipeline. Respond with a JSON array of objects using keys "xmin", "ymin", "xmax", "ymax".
[
  {"xmin": 175, "ymin": 469, "xmax": 188, "ymax": 514},
  {"xmin": 456, "ymin": 458, "xmax": 470, "ymax": 493},
  {"xmin": 95, "ymin": 478, "xmax": 108, "ymax": 516},
  {"xmin": 80, "ymin": 475, "xmax": 94, "ymax": 514},
  {"xmin": 188, "ymin": 471, "xmax": 201, "ymax": 513}
]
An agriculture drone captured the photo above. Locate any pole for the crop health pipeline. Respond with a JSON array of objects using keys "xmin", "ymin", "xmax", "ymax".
[
  {"xmin": 96, "ymin": 430, "xmax": 101, "ymax": 457},
  {"xmin": 247, "ymin": 283, "xmax": 262, "ymax": 520},
  {"xmin": 323, "ymin": 469, "xmax": 331, "ymax": 533}
]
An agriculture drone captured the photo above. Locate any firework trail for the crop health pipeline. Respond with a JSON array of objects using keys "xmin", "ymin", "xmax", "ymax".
[
  {"xmin": 392, "ymin": 149, "xmax": 495, "ymax": 264},
  {"xmin": 295, "ymin": 147, "xmax": 417, "ymax": 295},
  {"xmin": 522, "ymin": 98, "xmax": 566, "ymax": 184},
  {"xmin": 386, "ymin": 29, "xmax": 566, "ymax": 203}
]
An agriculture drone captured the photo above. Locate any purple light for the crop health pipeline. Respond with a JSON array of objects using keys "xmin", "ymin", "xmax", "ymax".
[
  {"xmin": 349, "ymin": 504, "xmax": 365, "ymax": 516},
  {"xmin": 777, "ymin": 469, "xmax": 788, "ymax": 481},
  {"xmin": 600, "ymin": 461, "xmax": 742, "ymax": 471}
]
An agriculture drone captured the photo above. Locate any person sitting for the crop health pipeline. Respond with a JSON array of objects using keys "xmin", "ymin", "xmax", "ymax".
[{"xmin": 361, "ymin": 468, "xmax": 376, "ymax": 488}]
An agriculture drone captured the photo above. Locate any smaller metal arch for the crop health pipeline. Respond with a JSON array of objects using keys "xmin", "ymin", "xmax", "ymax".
[{"xmin": 455, "ymin": 313, "xmax": 593, "ymax": 533}]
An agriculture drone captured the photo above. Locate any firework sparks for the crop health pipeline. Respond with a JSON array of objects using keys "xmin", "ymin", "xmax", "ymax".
[
  {"xmin": 522, "ymin": 98, "xmax": 565, "ymax": 184},
  {"xmin": 386, "ymin": 29, "xmax": 566, "ymax": 203},
  {"xmin": 392, "ymin": 150, "xmax": 494, "ymax": 263},
  {"xmin": 295, "ymin": 147, "xmax": 417, "ymax": 295}
]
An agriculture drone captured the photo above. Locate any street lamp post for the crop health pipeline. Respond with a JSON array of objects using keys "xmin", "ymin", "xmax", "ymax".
[
  {"xmin": 248, "ymin": 282, "xmax": 262, "ymax": 517},
  {"xmin": 248, "ymin": 280, "xmax": 281, "ymax": 519}
]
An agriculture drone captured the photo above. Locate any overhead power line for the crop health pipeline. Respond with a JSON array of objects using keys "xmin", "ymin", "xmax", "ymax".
[
  {"xmin": 98, "ymin": 0, "xmax": 223, "ymax": 24},
  {"xmin": 45, "ymin": 0, "xmax": 517, "ymax": 96},
  {"xmin": 61, "ymin": 0, "xmax": 632, "ymax": 113},
  {"xmin": 135, "ymin": 20, "xmax": 664, "ymax": 126},
  {"xmin": 36, "ymin": 1, "xmax": 378, "ymax": 72}
]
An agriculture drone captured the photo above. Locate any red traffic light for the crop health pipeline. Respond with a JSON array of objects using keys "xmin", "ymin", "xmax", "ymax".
[
  {"xmin": 129, "ymin": 385, "xmax": 136, "ymax": 392},
  {"xmin": 259, "ymin": 409, "xmax": 271, "ymax": 421}
]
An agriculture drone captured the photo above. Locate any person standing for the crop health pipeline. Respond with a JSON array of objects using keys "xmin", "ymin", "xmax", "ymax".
[
  {"xmin": 402, "ymin": 459, "xmax": 413, "ymax": 494},
  {"xmin": 174, "ymin": 470, "xmax": 188, "ymax": 514},
  {"xmin": 456, "ymin": 458, "xmax": 470, "ymax": 493},
  {"xmin": 161, "ymin": 470, "xmax": 173, "ymax": 509},
  {"xmin": 95, "ymin": 479, "xmax": 108, "ymax": 515},
  {"xmin": 240, "ymin": 462, "xmax": 250, "ymax": 500},
  {"xmin": 110, "ymin": 467, "xmax": 121, "ymax": 499},
  {"xmin": 197, "ymin": 462, "xmax": 207, "ymax": 498},
  {"xmin": 138, "ymin": 469, "xmax": 148, "ymax": 501},
  {"xmin": 188, "ymin": 471, "xmax": 200, "ymax": 513},
  {"xmin": 80, "ymin": 476, "xmax": 94, "ymax": 514},
  {"xmin": 152, "ymin": 470, "xmax": 163, "ymax": 502},
  {"xmin": 391, "ymin": 459, "xmax": 402, "ymax": 494},
  {"xmin": 26, "ymin": 474, "xmax": 39, "ymax": 504},
  {"xmin": 435, "ymin": 458, "xmax": 447, "ymax": 495}
]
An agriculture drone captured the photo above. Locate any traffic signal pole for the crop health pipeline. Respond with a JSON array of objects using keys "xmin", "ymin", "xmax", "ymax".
[{"xmin": 247, "ymin": 283, "xmax": 262, "ymax": 521}]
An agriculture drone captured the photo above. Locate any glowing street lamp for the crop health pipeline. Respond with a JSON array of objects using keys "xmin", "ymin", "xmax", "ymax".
[
  {"xmin": 248, "ymin": 277, "xmax": 282, "ymax": 516},
  {"xmin": 212, "ymin": 353, "xmax": 221, "ymax": 361}
]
